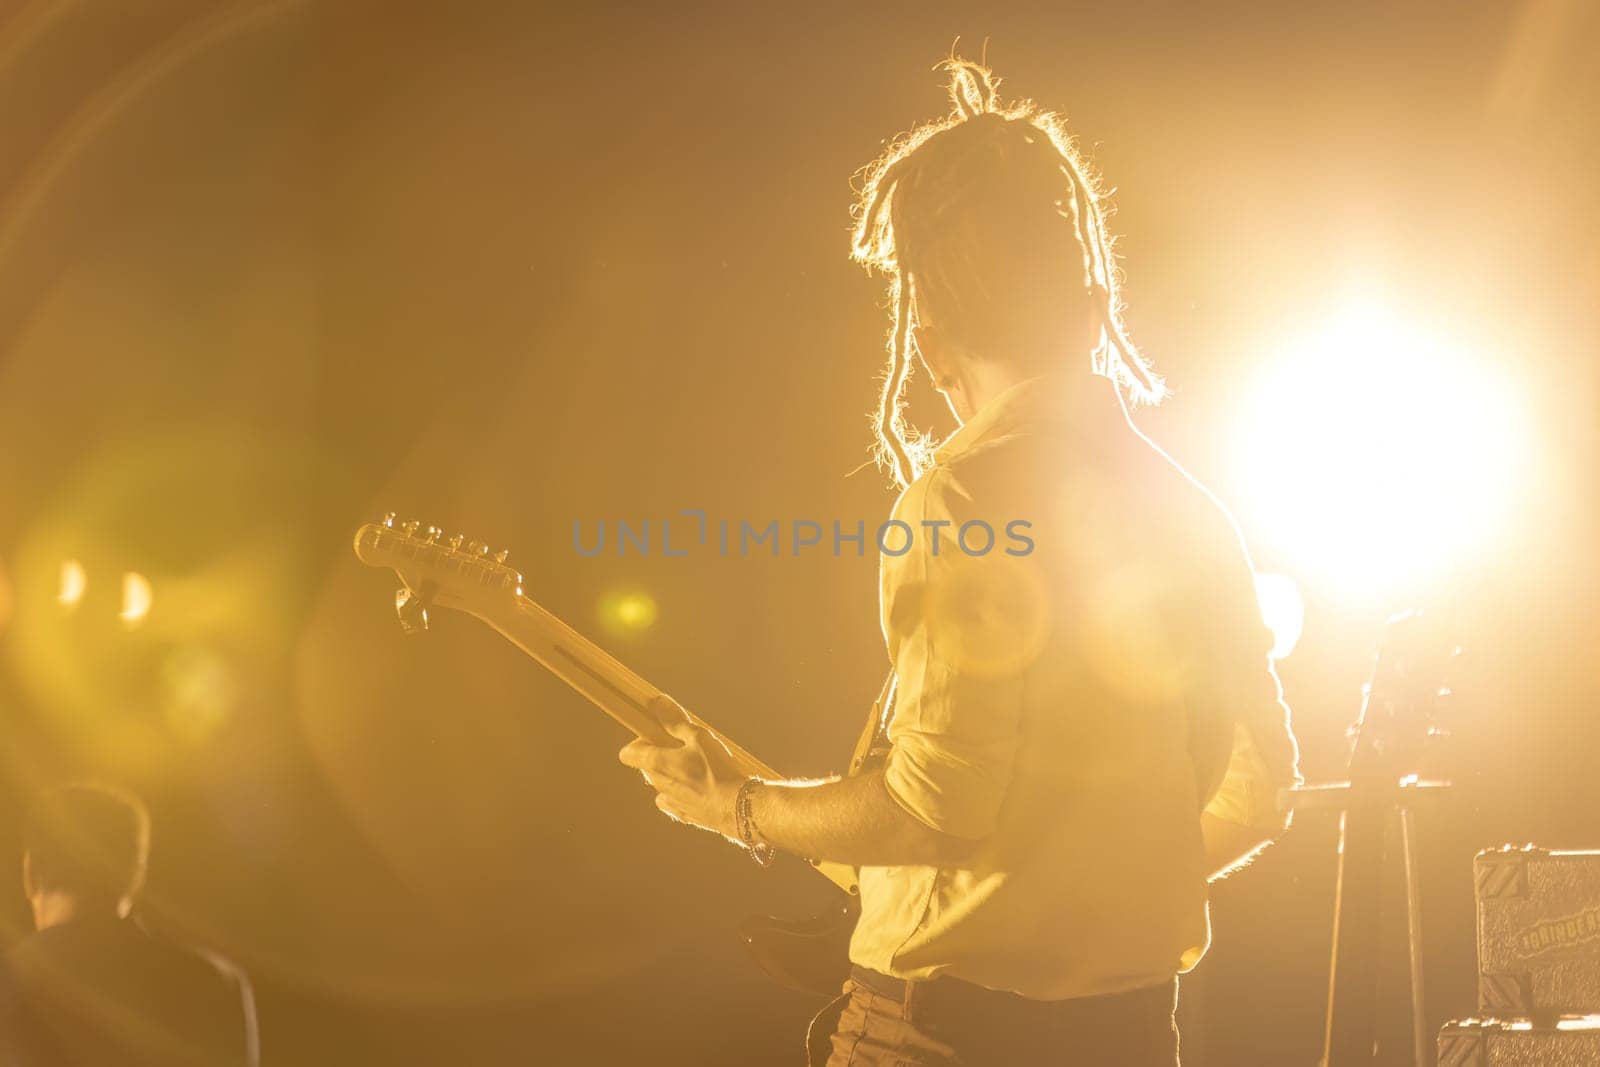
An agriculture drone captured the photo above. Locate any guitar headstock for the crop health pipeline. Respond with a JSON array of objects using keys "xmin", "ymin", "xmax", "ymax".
[
  {"xmin": 1351, "ymin": 608, "xmax": 1460, "ymax": 779},
  {"xmin": 351, "ymin": 513, "xmax": 522, "ymax": 633}
]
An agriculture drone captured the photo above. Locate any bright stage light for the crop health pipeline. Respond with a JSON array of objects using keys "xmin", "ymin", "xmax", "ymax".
[
  {"xmin": 1253, "ymin": 571, "xmax": 1304, "ymax": 660},
  {"xmin": 1232, "ymin": 300, "xmax": 1531, "ymax": 600},
  {"xmin": 120, "ymin": 571, "xmax": 153, "ymax": 626},
  {"xmin": 58, "ymin": 559, "xmax": 87, "ymax": 608}
]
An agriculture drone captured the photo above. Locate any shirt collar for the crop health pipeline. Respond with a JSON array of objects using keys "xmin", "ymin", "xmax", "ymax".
[{"xmin": 934, "ymin": 371, "xmax": 1116, "ymax": 465}]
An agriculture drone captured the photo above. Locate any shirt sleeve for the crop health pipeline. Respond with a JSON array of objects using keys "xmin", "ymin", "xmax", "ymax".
[
  {"xmin": 879, "ymin": 466, "xmax": 1041, "ymax": 840},
  {"xmin": 1169, "ymin": 485, "xmax": 1303, "ymax": 834},
  {"xmin": 1198, "ymin": 613, "xmax": 1303, "ymax": 834},
  {"xmin": 1204, "ymin": 715, "xmax": 1297, "ymax": 833}
]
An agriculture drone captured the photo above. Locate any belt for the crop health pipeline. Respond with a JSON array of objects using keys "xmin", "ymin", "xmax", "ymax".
[
  {"xmin": 849, "ymin": 964, "xmax": 1175, "ymax": 1022},
  {"xmin": 850, "ymin": 964, "xmax": 947, "ymax": 1001},
  {"xmin": 850, "ymin": 964, "xmax": 1041, "ymax": 1013}
]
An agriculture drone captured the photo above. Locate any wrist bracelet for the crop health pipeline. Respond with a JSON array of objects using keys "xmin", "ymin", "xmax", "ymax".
[{"xmin": 735, "ymin": 778, "xmax": 775, "ymax": 868}]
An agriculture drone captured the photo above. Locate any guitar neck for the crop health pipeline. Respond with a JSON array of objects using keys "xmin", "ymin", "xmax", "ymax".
[
  {"xmin": 493, "ymin": 594, "xmax": 770, "ymax": 772},
  {"xmin": 480, "ymin": 591, "xmax": 857, "ymax": 894}
]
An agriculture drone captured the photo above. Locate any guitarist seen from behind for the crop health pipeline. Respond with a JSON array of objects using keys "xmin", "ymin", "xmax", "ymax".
[{"xmin": 621, "ymin": 59, "xmax": 1302, "ymax": 1066}]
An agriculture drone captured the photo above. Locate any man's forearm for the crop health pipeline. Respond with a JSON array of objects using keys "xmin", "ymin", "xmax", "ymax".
[
  {"xmin": 750, "ymin": 768, "xmax": 980, "ymax": 868},
  {"xmin": 755, "ymin": 776, "xmax": 1272, "ymax": 877}
]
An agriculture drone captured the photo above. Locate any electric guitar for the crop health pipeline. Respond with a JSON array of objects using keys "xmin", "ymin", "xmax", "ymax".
[{"xmin": 352, "ymin": 514, "xmax": 861, "ymax": 995}]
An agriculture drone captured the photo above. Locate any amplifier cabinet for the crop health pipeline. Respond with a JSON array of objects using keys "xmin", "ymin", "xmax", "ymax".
[
  {"xmin": 1477, "ymin": 846, "xmax": 1600, "ymax": 1017},
  {"xmin": 1439, "ymin": 1018, "xmax": 1600, "ymax": 1067}
]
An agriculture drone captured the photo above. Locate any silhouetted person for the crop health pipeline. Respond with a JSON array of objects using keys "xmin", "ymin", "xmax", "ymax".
[
  {"xmin": 6, "ymin": 784, "xmax": 258, "ymax": 1067},
  {"xmin": 621, "ymin": 57, "xmax": 1300, "ymax": 1065}
]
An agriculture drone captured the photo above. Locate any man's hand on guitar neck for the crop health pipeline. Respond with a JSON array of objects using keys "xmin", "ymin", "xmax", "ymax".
[
  {"xmin": 619, "ymin": 696, "xmax": 748, "ymax": 843},
  {"xmin": 620, "ymin": 696, "xmax": 983, "ymax": 868}
]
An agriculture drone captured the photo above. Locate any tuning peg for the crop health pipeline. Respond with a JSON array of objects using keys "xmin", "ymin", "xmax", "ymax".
[
  {"xmin": 423, "ymin": 526, "xmax": 442, "ymax": 545},
  {"xmin": 400, "ymin": 520, "xmax": 420, "ymax": 538},
  {"xmin": 381, "ymin": 512, "xmax": 397, "ymax": 527},
  {"xmin": 494, "ymin": 549, "xmax": 509, "ymax": 564},
  {"xmin": 395, "ymin": 586, "xmax": 430, "ymax": 634},
  {"xmin": 466, "ymin": 540, "xmax": 485, "ymax": 556},
  {"xmin": 477, "ymin": 544, "xmax": 493, "ymax": 558},
  {"xmin": 446, "ymin": 534, "xmax": 465, "ymax": 551}
]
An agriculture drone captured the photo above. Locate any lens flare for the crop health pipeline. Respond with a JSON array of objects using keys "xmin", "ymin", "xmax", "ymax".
[
  {"xmin": 58, "ymin": 559, "xmax": 87, "ymax": 608},
  {"xmin": 120, "ymin": 571, "xmax": 153, "ymax": 626},
  {"xmin": 598, "ymin": 590, "xmax": 658, "ymax": 635},
  {"xmin": 162, "ymin": 644, "xmax": 236, "ymax": 743},
  {"xmin": 0, "ymin": 554, "xmax": 11, "ymax": 634}
]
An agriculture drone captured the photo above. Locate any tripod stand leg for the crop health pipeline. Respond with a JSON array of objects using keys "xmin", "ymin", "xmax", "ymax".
[
  {"xmin": 1325, "ymin": 806, "xmax": 1387, "ymax": 1066},
  {"xmin": 1400, "ymin": 806, "xmax": 1428, "ymax": 1066}
]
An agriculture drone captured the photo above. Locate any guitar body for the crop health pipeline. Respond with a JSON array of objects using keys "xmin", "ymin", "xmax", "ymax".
[{"xmin": 740, "ymin": 899, "xmax": 860, "ymax": 996}]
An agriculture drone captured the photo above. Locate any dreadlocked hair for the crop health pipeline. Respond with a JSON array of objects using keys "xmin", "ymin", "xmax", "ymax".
[{"xmin": 852, "ymin": 57, "xmax": 1166, "ymax": 489}]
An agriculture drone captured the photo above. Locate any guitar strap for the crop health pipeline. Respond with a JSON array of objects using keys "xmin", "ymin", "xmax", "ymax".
[{"xmin": 847, "ymin": 669, "xmax": 897, "ymax": 777}]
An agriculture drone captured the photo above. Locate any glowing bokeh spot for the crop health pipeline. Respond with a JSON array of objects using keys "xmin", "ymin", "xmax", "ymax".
[
  {"xmin": 927, "ymin": 554, "xmax": 1050, "ymax": 681},
  {"xmin": 1233, "ymin": 300, "xmax": 1532, "ymax": 600},
  {"xmin": 120, "ymin": 571, "xmax": 153, "ymax": 626},
  {"xmin": 1253, "ymin": 571, "xmax": 1304, "ymax": 660},
  {"xmin": 1081, "ymin": 565, "xmax": 1185, "ymax": 703},
  {"xmin": 58, "ymin": 559, "xmax": 87, "ymax": 609},
  {"xmin": 162, "ymin": 645, "xmax": 236, "ymax": 743},
  {"xmin": 599, "ymin": 590, "xmax": 658, "ymax": 635},
  {"xmin": 0, "ymin": 554, "xmax": 12, "ymax": 634}
]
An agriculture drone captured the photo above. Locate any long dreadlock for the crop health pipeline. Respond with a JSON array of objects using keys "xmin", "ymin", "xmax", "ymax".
[{"xmin": 852, "ymin": 58, "xmax": 1166, "ymax": 489}]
